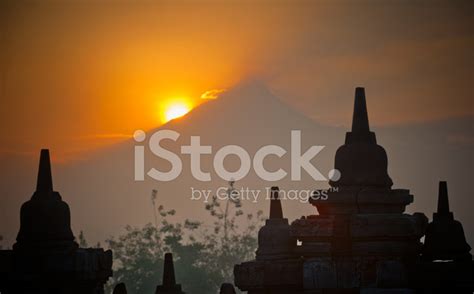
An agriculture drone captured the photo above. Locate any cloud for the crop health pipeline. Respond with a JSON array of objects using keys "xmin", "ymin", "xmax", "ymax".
[{"xmin": 201, "ymin": 89, "xmax": 226, "ymax": 100}]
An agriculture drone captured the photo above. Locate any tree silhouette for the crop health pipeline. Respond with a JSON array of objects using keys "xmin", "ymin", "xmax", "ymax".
[
  {"xmin": 105, "ymin": 195, "xmax": 264, "ymax": 294},
  {"xmin": 78, "ymin": 230, "xmax": 88, "ymax": 248}
]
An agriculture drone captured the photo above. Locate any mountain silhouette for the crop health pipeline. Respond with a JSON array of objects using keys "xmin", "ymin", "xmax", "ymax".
[{"xmin": 0, "ymin": 81, "xmax": 472, "ymax": 248}]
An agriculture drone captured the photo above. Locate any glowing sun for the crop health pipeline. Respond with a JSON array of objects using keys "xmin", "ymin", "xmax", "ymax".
[{"xmin": 164, "ymin": 102, "xmax": 191, "ymax": 122}]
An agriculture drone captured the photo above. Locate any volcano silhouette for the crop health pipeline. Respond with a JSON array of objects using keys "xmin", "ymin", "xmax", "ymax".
[
  {"xmin": 53, "ymin": 81, "xmax": 342, "ymax": 241},
  {"xmin": 0, "ymin": 81, "xmax": 472, "ymax": 246}
]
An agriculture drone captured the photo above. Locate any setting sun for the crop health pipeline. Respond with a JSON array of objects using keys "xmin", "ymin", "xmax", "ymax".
[{"xmin": 164, "ymin": 102, "xmax": 191, "ymax": 122}]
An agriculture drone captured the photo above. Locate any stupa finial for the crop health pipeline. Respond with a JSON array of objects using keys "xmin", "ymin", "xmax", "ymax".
[
  {"xmin": 437, "ymin": 181, "xmax": 450, "ymax": 215},
  {"xmin": 155, "ymin": 252, "xmax": 184, "ymax": 293},
  {"xmin": 219, "ymin": 283, "xmax": 237, "ymax": 294},
  {"xmin": 269, "ymin": 186, "xmax": 283, "ymax": 219},
  {"xmin": 163, "ymin": 253, "xmax": 176, "ymax": 286},
  {"xmin": 36, "ymin": 149, "xmax": 53, "ymax": 192},
  {"xmin": 351, "ymin": 87, "xmax": 370, "ymax": 134},
  {"xmin": 113, "ymin": 283, "xmax": 128, "ymax": 294}
]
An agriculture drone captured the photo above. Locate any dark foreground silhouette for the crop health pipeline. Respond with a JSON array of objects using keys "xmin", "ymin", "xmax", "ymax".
[
  {"xmin": 0, "ymin": 87, "xmax": 472, "ymax": 294},
  {"xmin": 233, "ymin": 88, "xmax": 474, "ymax": 293}
]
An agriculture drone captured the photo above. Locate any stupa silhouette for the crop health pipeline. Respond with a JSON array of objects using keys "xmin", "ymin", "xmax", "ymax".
[
  {"xmin": 234, "ymin": 87, "xmax": 474, "ymax": 293},
  {"xmin": 0, "ymin": 149, "xmax": 112, "ymax": 294},
  {"xmin": 14, "ymin": 149, "xmax": 77, "ymax": 253},
  {"xmin": 422, "ymin": 181, "xmax": 472, "ymax": 261}
]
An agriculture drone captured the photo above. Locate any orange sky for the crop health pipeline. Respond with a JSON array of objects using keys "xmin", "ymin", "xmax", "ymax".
[{"xmin": 1, "ymin": 1, "xmax": 473, "ymax": 160}]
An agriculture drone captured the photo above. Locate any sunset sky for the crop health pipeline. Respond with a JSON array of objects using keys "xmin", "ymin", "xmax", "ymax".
[{"xmin": 1, "ymin": 0, "xmax": 473, "ymax": 160}]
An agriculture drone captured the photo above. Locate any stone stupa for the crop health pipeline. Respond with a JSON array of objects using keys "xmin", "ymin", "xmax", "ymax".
[
  {"xmin": 422, "ymin": 181, "xmax": 471, "ymax": 262},
  {"xmin": 0, "ymin": 149, "xmax": 113, "ymax": 294},
  {"xmin": 415, "ymin": 181, "xmax": 474, "ymax": 293},
  {"xmin": 234, "ymin": 87, "xmax": 445, "ymax": 293},
  {"xmin": 234, "ymin": 187, "xmax": 302, "ymax": 293}
]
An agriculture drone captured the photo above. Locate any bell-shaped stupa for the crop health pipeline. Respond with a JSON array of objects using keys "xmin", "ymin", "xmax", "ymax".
[
  {"xmin": 256, "ymin": 187, "xmax": 296, "ymax": 260},
  {"xmin": 0, "ymin": 149, "xmax": 112, "ymax": 293},
  {"xmin": 14, "ymin": 149, "xmax": 77, "ymax": 253},
  {"xmin": 311, "ymin": 88, "xmax": 414, "ymax": 215},
  {"xmin": 331, "ymin": 87, "xmax": 393, "ymax": 188},
  {"xmin": 422, "ymin": 181, "xmax": 472, "ymax": 261}
]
